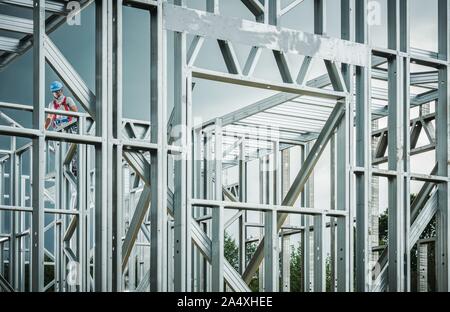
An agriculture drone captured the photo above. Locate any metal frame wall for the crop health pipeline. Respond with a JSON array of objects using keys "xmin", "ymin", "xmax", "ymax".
[{"xmin": 0, "ymin": 0, "xmax": 449, "ymax": 292}]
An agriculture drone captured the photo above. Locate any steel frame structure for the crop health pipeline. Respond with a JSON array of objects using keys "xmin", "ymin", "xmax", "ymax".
[{"xmin": 0, "ymin": 0, "xmax": 449, "ymax": 292}]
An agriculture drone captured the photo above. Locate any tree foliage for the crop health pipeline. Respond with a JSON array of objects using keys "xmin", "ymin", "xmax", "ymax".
[
  {"xmin": 378, "ymin": 193, "xmax": 437, "ymax": 291},
  {"xmin": 225, "ymin": 232, "xmax": 333, "ymax": 292}
]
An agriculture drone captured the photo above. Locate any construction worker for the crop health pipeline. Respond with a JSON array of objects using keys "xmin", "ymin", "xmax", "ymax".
[
  {"xmin": 45, "ymin": 81, "xmax": 78, "ymax": 130},
  {"xmin": 45, "ymin": 81, "xmax": 79, "ymax": 176}
]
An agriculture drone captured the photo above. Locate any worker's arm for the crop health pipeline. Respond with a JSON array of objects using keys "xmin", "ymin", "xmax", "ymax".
[
  {"xmin": 67, "ymin": 97, "xmax": 78, "ymax": 112},
  {"xmin": 45, "ymin": 102, "xmax": 53, "ymax": 130},
  {"xmin": 70, "ymin": 104, "xmax": 78, "ymax": 112},
  {"xmin": 45, "ymin": 115, "xmax": 53, "ymax": 130}
]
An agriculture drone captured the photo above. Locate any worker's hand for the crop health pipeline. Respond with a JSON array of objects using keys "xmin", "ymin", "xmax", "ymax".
[{"xmin": 45, "ymin": 117, "xmax": 52, "ymax": 130}]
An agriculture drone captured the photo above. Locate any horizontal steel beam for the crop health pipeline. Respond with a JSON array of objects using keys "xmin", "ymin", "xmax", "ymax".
[
  {"xmin": 0, "ymin": 101, "xmax": 33, "ymax": 111},
  {"xmin": 1, "ymin": 0, "xmax": 66, "ymax": 14},
  {"xmin": 192, "ymin": 67, "xmax": 346, "ymax": 99},
  {"xmin": 203, "ymin": 55, "xmax": 388, "ymax": 129},
  {"xmin": 373, "ymin": 144, "xmax": 436, "ymax": 166},
  {"xmin": 0, "ymin": 14, "xmax": 33, "ymax": 34},
  {"xmin": 163, "ymin": 3, "xmax": 370, "ymax": 67},
  {"xmin": 0, "ymin": 36, "xmax": 20, "ymax": 53},
  {"xmin": 190, "ymin": 198, "xmax": 347, "ymax": 217}
]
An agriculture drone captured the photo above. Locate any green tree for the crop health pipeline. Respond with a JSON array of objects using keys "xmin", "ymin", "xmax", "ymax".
[
  {"xmin": 224, "ymin": 232, "xmax": 239, "ymax": 271},
  {"xmin": 289, "ymin": 245, "xmax": 302, "ymax": 292},
  {"xmin": 246, "ymin": 240, "xmax": 260, "ymax": 291},
  {"xmin": 223, "ymin": 233, "xmax": 260, "ymax": 291},
  {"xmin": 379, "ymin": 193, "xmax": 436, "ymax": 243},
  {"xmin": 325, "ymin": 256, "xmax": 333, "ymax": 292},
  {"xmin": 378, "ymin": 193, "xmax": 437, "ymax": 291},
  {"xmin": 225, "ymin": 234, "xmax": 333, "ymax": 292}
]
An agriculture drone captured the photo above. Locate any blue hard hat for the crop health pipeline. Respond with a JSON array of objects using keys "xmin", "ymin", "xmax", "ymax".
[{"xmin": 50, "ymin": 81, "xmax": 63, "ymax": 92}]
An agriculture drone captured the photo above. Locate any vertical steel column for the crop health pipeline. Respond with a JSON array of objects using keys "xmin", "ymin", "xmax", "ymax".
[
  {"xmin": 260, "ymin": 0, "xmax": 282, "ymax": 292},
  {"xmin": 193, "ymin": 128, "xmax": 203, "ymax": 291},
  {"xmin": 436, "ymin": 0, "xmax": 450, "ymax": 292},
  {"xmin": 267, "ymin": 141, "xmax": 281, "ymax": 292},
  {"xmin": 313, "ymin": 213, "xmax": 325, "ymax": 292},
  {"xmin": 167, "ymin": 219, "xmax": 174, "ymax": 292},
  {"xmin": 55, "ymin": 142, "xmax": 63, "ymax": 291},
  {"xmin": 56, "ymin": 218, "xmax": 62, "ymax": 291},
  {"xmin": 211, "ymin": 119, "xmax": 223, "ymax": 292},
  {"xmin": 110, "ymin": 0, "xmax": 123, "ymax": 291},
  {"xmin": 387, "ymin": 0, "xmax": 406, "ymax": 292},
  {"xmin": 206, "ymin": 0, "xmax": 219, "ymax": 14},
  {"xmin": 273, "ymin": 141, "xmax": 281, "ymax": 213},
  {"xmin": 258, "ymin": 155, "xmax": 265, "ymax": 291},
  {"xmin": 336, "ymin": 96, "xmax": 351, "ymax": 292},
  {"xmin": 63, "ymin": 143, "xmax": 70, "ymax": 291},
  {"xmin": 78, "ymin": 123, "xmax": 87, "ymax": 291},
  {"xmin": 127, "ymin": 168, "xmax": 136, "ymax": 291},
  {"xmin": 238, "ymin": 137, "xmax": 247, "ymax": 274},
  {"xmin": 355, "ymin": 0, "xmax": 372, "ymax": 292},
  {"xmin": 186, "ymin": 71, "xmax": 193, "ymax": 292},
  {"xmin": 55, "ymin": 142, "xmax": 66, "ymax": 292},
  {"xmin": 281, "ymin": 148, "xmax": 290, "ymax": 292},
  {"xmin": 9, "ymin": 137, "xmax": 16, "ymax": 288},
  {"xmin": 314, "ymin": 0, "xmax": 326, "ymax": 35},
  {"xmin": 263, "ymin": 153, "xmax": 270, "ymax": 290},
  {"xmin": 173, "ymin": 0, "xmax": 188, "ymax": 292},
  {"xmin": 302, "ymin": 144, "xmax": 313, "ymax": 292},
  {"xmin": 268, "ymin": 0, "xmax": 280, "ymax": 26},
  {"xmin": 399, "ymin": 0, "xmax": 411, "ymax": 291},
  {"xmin": 299, "ymin": 145, "xmax": 306, "ymax": 291},
  {"xmin": 330, "ymin": 135, "xmax": 336, "ymax": 292},
  {"xmin": 149, "ymin": 0, "xmax": 167, "ymax": 291},
  {"xmin": 204, "ymin": 131, "xmax": 213, "ymax": 292},
  {"xmin": 95, "ymin": 0, "xmax": 108, "ymax": 291},
  {"xmin": 258, "ymin": 155, "xmax": 269, "ymax": 292},
  {"xmin": 264, "ymin": 207, "xmax": 278, "ymax": 292},
  {"xmin": 211, "ymin": 205, "xmax": 224, "ymax": 292},
  {"xmin": 87, "ymin": 150, "xmax": 93, "ymax": 292},
  {"xmin": 18, "ymin": 155, "xmax": 23, "ymax": 291},
  {"xmin": 417, "ymin": 241, "xmax": 428, "ymax": 292},
  {"xmin": 341, "ymin": 0, "xmax": 353, "ymax": 87},
  {"xmin": 313, "ymin": 0, "xmax": 326, "ymax": 292},
  {"xmin": 92, "ymin": 0, "xmax": 123, "ymax": 292},
  {"xmin": 264, "ymin": 142, "xmax": 281, "ymax": 292},
  {"xmin": 340, "ymin": 0, "xmax": 354, "ymax": 292},
  {"xmin": 31, "ymin": 0, "xmax": 45, "ymax": 292}
]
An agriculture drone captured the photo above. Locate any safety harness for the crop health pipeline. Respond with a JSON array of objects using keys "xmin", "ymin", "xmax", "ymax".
[{"xmin": 52, "ymin": 96, "xmax": 72, "ymax": 124}]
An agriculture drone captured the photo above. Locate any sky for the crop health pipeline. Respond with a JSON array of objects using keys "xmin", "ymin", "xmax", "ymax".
[{"xmin": 0, "ymin": 0, "xmax": 441, "ymax": 248}]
